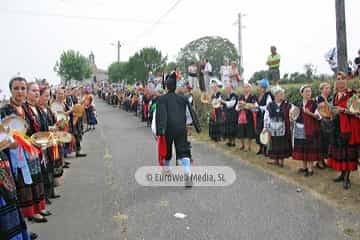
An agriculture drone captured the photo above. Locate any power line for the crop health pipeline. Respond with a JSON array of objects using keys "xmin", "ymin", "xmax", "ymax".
[
  {"xmin": 0, "ymin": 8, "xmax": 171, "ymax": 24},
  {"xmin": 132, "ymin": 0, "xmax": 185, "ymax": 42}
]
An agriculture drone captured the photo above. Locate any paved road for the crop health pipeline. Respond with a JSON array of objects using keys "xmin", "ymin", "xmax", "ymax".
[{"xmin": 31, "ymin": 100, "xmax": 354, "ymax": 240}]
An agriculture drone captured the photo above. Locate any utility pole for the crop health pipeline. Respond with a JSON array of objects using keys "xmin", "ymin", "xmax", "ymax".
[
  {"xmin": 111, "ymin": 41, "xmax": 122, "ymax": 63},
  {"xmin": 117, "ymin": 40, "xmax": 121, "ymax": 63},
  {"xmin": 335, "ymin": 0, "xmax": 348, "ymax": 73},
  {"xmin": 235, "ymin": 13, "xmax": 245, "ymax": 73}
]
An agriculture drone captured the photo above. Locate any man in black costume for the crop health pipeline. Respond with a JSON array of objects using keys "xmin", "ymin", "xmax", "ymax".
[{"xmin": 155, "ymin": 72, "xmax": 201, "ymax": 187}]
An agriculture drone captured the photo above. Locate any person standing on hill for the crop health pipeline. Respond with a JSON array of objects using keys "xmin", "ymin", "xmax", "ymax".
[
  {"xmin": 203, "ymin": 59, "xmax": 212, "ymax": 92},
  {"xmin": 354, "ymin": 49, "xmax": 360, "ymax": 77},
  {"xmin": 266, "ymin": 46, "xmax": 281, "ymax": 85}
]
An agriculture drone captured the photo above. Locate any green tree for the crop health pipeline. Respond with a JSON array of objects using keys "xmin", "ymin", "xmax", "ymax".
[
  {"xmin": 165, "ymin": 61, "xmax": 177, "ymax": 72},
  {"xmin": 177, "ymin": 36, "xmax": 239, "ymax": 77},
  {"xmin": 108, "ymin": 62, "xmax": 127, "ymax": 83},
  {"xmin": 124, "ymin": 47, "xmax": 167, "ymax": 85},
  {"xmin": 54, "ymin": 50, "xmax": 92, "ymax": 86},
  {"xmin": 248, "ymin": 70, "xmax": 268, "ymax": 84}
]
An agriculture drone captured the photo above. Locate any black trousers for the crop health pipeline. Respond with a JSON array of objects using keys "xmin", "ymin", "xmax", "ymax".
[{"xmin": 165, "ymin": 133, "xmax": 191, "ymax": 160}]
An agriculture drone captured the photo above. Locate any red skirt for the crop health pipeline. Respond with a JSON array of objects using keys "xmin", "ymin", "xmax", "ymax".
[
  {"xmin": 327, "ymin": 144, "xmax": 358, "ymax": 171},
  {"xmin": 292, "ymin": 136, "xmax": 322, "ymax": 161},
  {"xmin": 349, "ymin": 117, "xmax": 360, "ymax": 145}
]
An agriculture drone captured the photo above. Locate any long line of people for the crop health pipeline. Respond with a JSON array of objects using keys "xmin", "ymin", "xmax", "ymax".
[
  {"xmin": 97, "ymin": 71, "xmax": 359, "ymax": 192},
  {"xmin": 0, "ymin": 77, "xmax": 97, "ymax": 240},
  {"xmin": 208, "ymin": 73, "xmax": 360, "ymax": 189}
]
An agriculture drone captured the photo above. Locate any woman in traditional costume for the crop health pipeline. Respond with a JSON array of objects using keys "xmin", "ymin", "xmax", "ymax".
[
  {"xmin": 256, "ymin": 79, "xmax": 273, "ymax": 155},
  {"xmin": 53, "ymin": 87, "xmax": 72, "ymax": 155},
  {"xmin": 236, "ymin": 83, "xmax": 258, "ymax": 151},
  {"xmin": 328, "ymin": 79, "xmax": 359, "ymax": 189},
  {"xmin": 292, "ymin": 85, "xmax": 322, "ymax": 177},
  {"xmin": 263, "ymin": 86, "xmax": 292, "ymax": 167},
  {"xmin": 22, "ymin": 82, "xmax": 52, "ymax": 219},
  {"xmin": 38, "ymin": 86, "xmax": 62, "ymax": 202},
  {"xmin": 142, "ymin": 90, "xmax": 151, "ymax": 126},
  {"xmin": 84, "ymin": 89, "xmax": 97, "ymax": 130},
  {"xmin": 61, "ymin": 88, "xmax": 87, "ymax": 158},
  {"xmin": 208, "ymin": 81, "xmax": 224, "ymax": 142},
  {"xmin": 0, "ymin": 150, "xmax": 32, "ymax": 240},
  {"xmin": 0, "ymin": 77, "xmax": 46, "ymax": 234},
  {"xmin": 221, "ymin": 84, "xmax": 238, "ymax": 147},
  {"xmin": 315, "ymin": 82, "xmax": 332, "ymax": 169}
]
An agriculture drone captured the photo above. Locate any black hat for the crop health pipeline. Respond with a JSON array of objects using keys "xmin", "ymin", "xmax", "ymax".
[{"xmin": 166, "ymin": 72, "xmax": 177, "ymax": 92}]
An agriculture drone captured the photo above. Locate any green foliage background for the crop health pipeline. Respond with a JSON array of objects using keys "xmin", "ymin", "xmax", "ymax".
[
  {"xmin": 54, "ymin": 50, "xmax": 92, "ymax": 86},
  {"xmin": 177, "ymin": 36, "xmax": 239, "ymax": 76}
]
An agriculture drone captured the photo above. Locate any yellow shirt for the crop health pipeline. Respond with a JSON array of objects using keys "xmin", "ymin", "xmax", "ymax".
[{"xmin": 267, "ymin": 54, "xmax": 281, "ymax": 68}]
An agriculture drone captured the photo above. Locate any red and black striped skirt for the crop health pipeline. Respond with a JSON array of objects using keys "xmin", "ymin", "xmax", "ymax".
[
  {"xmin": 292, "ymin": 135, "xmax": 322, "ymax": 162},
  {"xmin": 327, "ymin": 144, "xmax": 358, "ymax": 171}
]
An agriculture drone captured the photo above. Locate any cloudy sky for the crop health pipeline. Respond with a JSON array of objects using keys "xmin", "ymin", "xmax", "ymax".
[{"xmin": 1, "ymin": 0, "xmax": 359, "ymax": 96}]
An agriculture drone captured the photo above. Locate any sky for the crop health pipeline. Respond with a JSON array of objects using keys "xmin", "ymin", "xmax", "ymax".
[{"xmin": 1, "ymin": 0, "xmax": 359, "ymax": 96}]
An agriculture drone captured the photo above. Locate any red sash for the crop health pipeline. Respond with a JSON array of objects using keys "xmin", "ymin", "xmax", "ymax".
[
  {"xmin": 238, "ymin": 111, "xmax": 247, "ymax": 124},
  {"xmin": 157, "ymin": 136, "xmax": 167, "ymax": 166}
]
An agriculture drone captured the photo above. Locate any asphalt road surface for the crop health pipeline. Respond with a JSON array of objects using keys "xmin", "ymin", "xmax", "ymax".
[{"xmin": 31, "ymin": 100, "xmax": 355, "ymax": 240}]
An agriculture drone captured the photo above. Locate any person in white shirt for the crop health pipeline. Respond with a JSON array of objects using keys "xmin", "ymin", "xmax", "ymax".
[
  {"xmin": 187, "ymin": 62, "xmax": 199, "ymax": 89},
  {"xmin": 325, "ymin": 47, "xmax": 338, "ymax": 74},
  {"xmin": 203, "ymin": 59, "xmax": 212, "ymax": 92},
  {"xmin": 220, "ymin": 59, "xmax": 231, "ymax": 86}
]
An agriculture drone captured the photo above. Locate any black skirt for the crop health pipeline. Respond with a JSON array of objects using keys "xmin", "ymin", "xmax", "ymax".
[
  {"xmin": 237, "ymin": 123, "xmax": 256, "ymax": 139},
  {"xmin": 209, "ymin": 120, "xmax": 224, "ymax": 140},
  {"xmin": 224, "ymin": 121, "xmax": 237, "ymax": 139},
  {"xmin": 237, "ymin": 110, "xmax": 256, "ymax": 139},
  {"xmin": 224, "ymin": 109, "xmax": 237, "ymax": 139},
  {"xmin": 267, "ymin": 135, "xmax": 292, "ymax": 159}
]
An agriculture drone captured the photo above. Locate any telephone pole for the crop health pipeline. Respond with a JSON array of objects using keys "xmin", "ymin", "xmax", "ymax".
[
  {"xmin": 236, "ymin": 13, "xmax": 245, "ymax": 72},
  {"xmin": 335, "ymin": 0, "xmax": 348, "ymax": 72},
  {"xmin": 117, "ymin": 40, "xmax": 121, "ymax": 63},
  {"xmin": 111, "ymin": 41, "xmax": 122, "ymax": 63}
]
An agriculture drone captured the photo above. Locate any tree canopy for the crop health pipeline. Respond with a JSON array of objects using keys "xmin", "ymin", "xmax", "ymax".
[
  {"xmin": 54, "ymin": 50, "xmax": 92, "ymax": 86},
  {"xmin": 177, "ymin": 36, "xmax": 239, "ymax": 76},
  {"xmin": 108, "ymin": 62, "xmax": 127, "ymax": 83},
  {"xmin": 125, "ymin": 47, "xmax": 167, "ymax": 84}
]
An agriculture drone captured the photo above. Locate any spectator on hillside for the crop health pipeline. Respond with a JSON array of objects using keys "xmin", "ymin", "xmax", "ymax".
[
  {"xmin": 187, "ymin": 62, "xmax": 199, "ymax": 89},
  {"xmin": 230, "ymin": 61, "xmax": 242, "ymax": 89},
  {"xmin": 203, "ymin": 59, "xmax": 212, "ymax": 92},
  {"xmin": 266, "ymin": 46, "xmax": 281, "ymax": 85},
  {"xmin": 354, "ymin": 49, "xmax": 360, "ymax": 77},
  {"xmin": 220, "ymin": 59, "xmax": 231, "ymax": 86},
  {"xmin": 198, "ymin": 60, "xmax": 206, "ymax": 91},
  {"xmin": 147, "ymin": 71, "xmax": 155, "ymax": 89},
  {"xmin": 325, "ymin": 47, "xmax": 338, "ymax": 74}
]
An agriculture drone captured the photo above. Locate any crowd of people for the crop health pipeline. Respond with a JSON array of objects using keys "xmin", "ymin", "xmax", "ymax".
[
  {"xmin": 207, "ymin": 72, "xmax": 359, "ymax": 189},
  {"xmin": 97, "ymin": 66, "xmax": 359, "ymax": 192},
  {"xmin": 0, "ymin": 77, "xmax": 97, "ymax": 240}
]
